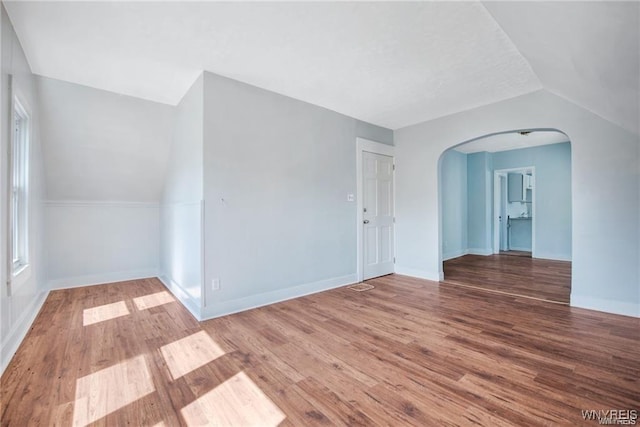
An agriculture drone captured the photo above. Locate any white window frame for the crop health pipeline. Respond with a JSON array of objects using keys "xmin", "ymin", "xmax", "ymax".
[{"xmin": 8, "ymin": 92, "xmax": 31, "ymax": 289}]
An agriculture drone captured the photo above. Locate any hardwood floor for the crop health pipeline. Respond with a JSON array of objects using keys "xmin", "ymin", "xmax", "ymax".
[
  {"xmin": 444, "ymin": 254, "xmax": 571, "ymax": 303},
  {"xmin": 498, "ymin": 250, "xmax": 531, "ymax": 258},
  {"xmin": 1, "ymin": 275, "xmax": 638, "ymax": 426}
]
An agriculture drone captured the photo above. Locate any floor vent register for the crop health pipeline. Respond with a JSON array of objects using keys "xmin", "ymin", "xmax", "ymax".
[{"xmin": 347, "ymin": 283, "xmax": 375, "ymax": 292}]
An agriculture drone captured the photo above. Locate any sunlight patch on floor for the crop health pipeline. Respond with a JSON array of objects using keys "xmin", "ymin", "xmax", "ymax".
[
  {"xmin": 181, "ymin": 371, "xmax": 285, "ymax": 426},
  {"xmin": 72, "ymin": 355, "xmax": 155, "ymax": 426},
  {"xmin": 133, "ymin": 291, "xmax": 175, "ymax": 311},
  {"xmin": 82, "ymin": 301, "xmax": 130, "ymax": 326},
  {"xmin": 160, "ymin": 331, "xmax": 226, "ymax": 380}
]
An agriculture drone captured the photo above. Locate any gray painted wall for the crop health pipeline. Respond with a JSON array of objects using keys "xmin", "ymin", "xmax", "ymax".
[
  {"xmin": 160, "ymin": 74, "xmax": 204, "ymax": 318},
  {"xmin": 162, "ymin": 75, "xmax": 203, "ymax": 205},
  {"xmin": 46, "ymin": 202, "xmax": 160, "ymax": 287},
  {"xmin": 37, "ymin": 77, "xmax": 173, "ymax": 289},
  {"xmin": 37, "ymin": 76, "xmax": 174, "ymax": 202},
  {"xmin": 201, "ymin": 71, "xmax": 392, "ymax": 318},
  {"xmin": 0, "ymin": 5, "xmax": 46, "ymax": 374},
  {"xmin": 395, "ymin": 89, "xmax": 639, "ymax": 317}
]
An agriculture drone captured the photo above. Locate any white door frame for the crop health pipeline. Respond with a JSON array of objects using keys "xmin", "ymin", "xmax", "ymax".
[
  {"xmin": 356, "ymin": 137, "xmax": 395, "ymax": 282},
  {"xmin": 492, "ymin": 166, "xmax": 536, "ymax": 256}
]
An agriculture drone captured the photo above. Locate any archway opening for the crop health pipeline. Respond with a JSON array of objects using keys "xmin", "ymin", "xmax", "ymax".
[{"xmin": 438, "ymin": 129, "xmax": 572, "ymax": 303}]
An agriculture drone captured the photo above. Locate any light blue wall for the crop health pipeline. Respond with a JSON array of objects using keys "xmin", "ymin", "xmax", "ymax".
[
  {"xmin": 492, "ymin": 142, "xmax": 572, "ymax": 260},
  {"xmin": 508, "ymin": 218, "xmax": 532, "ymax": 251},
  {"xmin": 466, "ymin": 152, "xmax": 493, "ymax": 253},
  {"xmin": 443, "ymin": 141, "xmax": 571, "ymax": 261},
  {"xmin": 440, "ymin": 150, "xmax": 467, "ymax": 259}
]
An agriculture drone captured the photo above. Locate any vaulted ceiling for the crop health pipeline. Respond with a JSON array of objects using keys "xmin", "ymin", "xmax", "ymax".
[
  {"xmin": 484, "ymin": 2, "xmax": 639, "ymax": 136},
  {"xmin": 4, "ymin": 1, "xmax": 639, "ymax": 134}
]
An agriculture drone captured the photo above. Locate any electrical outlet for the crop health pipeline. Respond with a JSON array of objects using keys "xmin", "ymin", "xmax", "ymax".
[{"xmin": 212, "ymin": 278, "xmax": 220, "ymax": 291}]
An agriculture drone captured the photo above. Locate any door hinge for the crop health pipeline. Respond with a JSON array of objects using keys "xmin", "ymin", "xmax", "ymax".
[
  {"xmin": 393, "ymin": 217, "xmax": 396, "ymax": 223},
  {"xmin": 393, "ymin": 257, "xmax": 396, "ymax": 263},
  {"xmin": 392, "ymin": 164, "xmax": 395, "ymax": 171}
]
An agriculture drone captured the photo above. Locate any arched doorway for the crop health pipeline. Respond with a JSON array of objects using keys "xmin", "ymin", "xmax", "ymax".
[{"xmin": 438, "ymin": 129, "xmax": 572, "ymax": 303}]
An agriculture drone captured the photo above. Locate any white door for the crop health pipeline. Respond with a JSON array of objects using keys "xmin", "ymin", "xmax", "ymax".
[{"xmin": 362, "ymin": 151, "xmax": 394, "ymax": 280}]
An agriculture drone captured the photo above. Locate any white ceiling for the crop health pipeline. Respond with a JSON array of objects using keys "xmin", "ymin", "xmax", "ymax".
[
  {"xmin": 484, "ymin": 1, "xmax": 639, "ymax": 135},
  {"xmin": 4, "ymin": 1, "xmax": 542, "ymax": 130},
  {"xmin": 4, "ymin": 2, "xmax": 638, "ymax": 133},
  {"xmin": 454, "ymin": 130, "xmax": 570, "ymax": 154}
]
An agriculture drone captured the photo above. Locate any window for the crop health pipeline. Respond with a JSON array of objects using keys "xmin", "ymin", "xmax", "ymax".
[{"xmin": 11, "ymin": 97, "xmax": 29, "ymax": 274}]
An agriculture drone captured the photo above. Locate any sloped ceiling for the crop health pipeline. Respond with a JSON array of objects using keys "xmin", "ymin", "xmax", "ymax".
[
  {"xmin": 37, "ymin": 76, "xmax": 174, "ymax": 202},
  {"xmin": 4, "ymin": 1, "xmax": 637, "ymax": 134},
  {"xmin": 485, "ymin": 1, "xmax": 639, "ymax": 135},
  {"xmin": 5, "ymin": 1, "xmax": 543, "ymax": 130}
]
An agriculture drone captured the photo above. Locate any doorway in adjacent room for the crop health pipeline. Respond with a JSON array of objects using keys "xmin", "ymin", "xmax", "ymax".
[
  {"xmin": 439, "ymin": 130, "xmax": 572, "ymax": 304},
  {"xmin": 495, "ymin": 167, "xmax": 534, "ymax": 258}
]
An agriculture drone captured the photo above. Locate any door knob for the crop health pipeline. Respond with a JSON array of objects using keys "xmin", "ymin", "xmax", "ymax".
[{"xmin": 363, "ymin": 220, "xmax": 370, "ymax": 224}]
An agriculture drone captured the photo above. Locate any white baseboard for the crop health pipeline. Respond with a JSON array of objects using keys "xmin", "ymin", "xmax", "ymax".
[
  {"xmin": 45, "ymin": 200, "xmax": 160, "ymax": 208},
  {"xmin": 1, "ymin": 290, "xmax": 49, "ymax": 376},
  {"xmin": 533, "ymin": 252, "xmax": 572, "ymax": 262},
  {"xmin": 442, "ymin": 249, "xmax": 469, "ymax": 261},
  {"xmin": 509, "ymin": 246, "xmax": 532, "ymax": 252},
  {"xmin": 158, "ymin": 275, "xmax": 202, "ymax": 321},
  {"xmin": 467, "ymin": 248, "xmax": 493, "ymax": 256},
  {"xmin": 48, "ymin": 269, "xmax": 159, "ymax": 290},
  {"xmin": 200, "ymin": 274, "xmax": 358, "ymax": 320},
  {"xmin": 571, "ymin": 294, "xmax": 639, "ymax": 318},
  {"xmin": 394, "ymin": 266, "xmax": 442, "ymax": 282}
]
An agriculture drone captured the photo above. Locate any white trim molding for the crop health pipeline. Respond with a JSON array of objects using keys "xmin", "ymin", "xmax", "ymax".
[
  {"xmin": 534, "ymin": 252, "xmax": 572, "ymax": 262},
  {"xmin": 442, "ymin": 249, "xmax": 469, "ymax": 261},
  {"xmin": 395, "ymin": 265, "xmax": 443, "ymax": 282},
  {"xmin": 44, "ymin": 200, "xmax": 160, "ymax": 208},
  {"xmin": 467, "ymin": 248, "xmax": 493, "ymax": 256},
  {"xmin": 158, "ymin": 275, "xmax": 202, "ymax": 321},
  {"xmin": 200, "ymin": 274, "xmax": 357, "ymax": 320},
  {"xmin": 356, "ymin": 137, "xmax": 395, "ymax": 283},
  {"xmin": 1, "ymin": 289, "xmax": 49, "ymax": 375},
  {"xmin": 571, "ymin": 294, "xmax": 639, "ymax": 318},
  {"xmin": 48, "ymin": 270, "xmax": 159, "ymax": 290}
]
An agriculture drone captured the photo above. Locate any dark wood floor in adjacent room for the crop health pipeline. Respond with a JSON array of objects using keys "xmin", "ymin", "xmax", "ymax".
[
  {"xmin": 1, "ymin": 275, "xmax": 638, "ymax": 426},
  {"xmin": 444, "ymin": 254, "xmax": 572, "ymax": 303}
]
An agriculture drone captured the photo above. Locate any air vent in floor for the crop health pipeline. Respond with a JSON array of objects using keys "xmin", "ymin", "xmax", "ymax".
[{"xmin": 347, "ymin": 283, "xmax": 375, "ymax": 292}]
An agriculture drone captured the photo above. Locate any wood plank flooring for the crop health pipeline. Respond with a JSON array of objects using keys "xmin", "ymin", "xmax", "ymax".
[
  {"xmin": 2, "ymin": 275, "xmax": 638, "ymax": 426},
  {"xmin": 444, "ymin": 254, "xmax": 571, "ymax": 303},
  {"xmin": 498, "ymin": 250, "xmax": 531, "ymax": 258}
]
